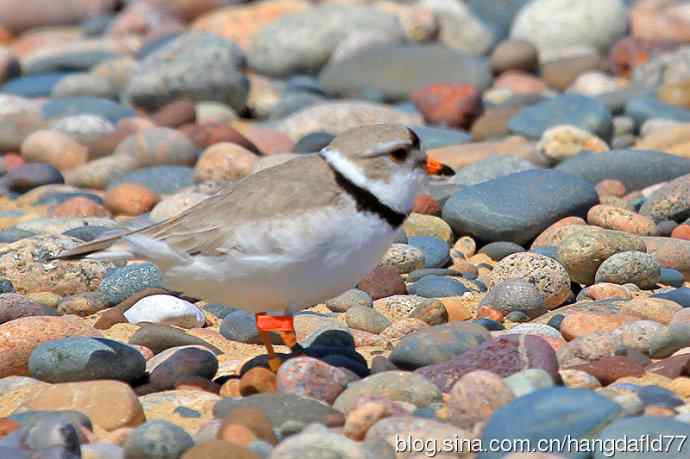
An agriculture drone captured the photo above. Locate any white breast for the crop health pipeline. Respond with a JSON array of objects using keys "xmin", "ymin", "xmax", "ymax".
[{"xmin": 160, "ymin": 203, "xmax": 398, "ymax": 314}]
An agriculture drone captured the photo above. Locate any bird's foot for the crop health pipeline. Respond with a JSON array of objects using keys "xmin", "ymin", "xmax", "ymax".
[{"xmin": 256, "ymin": 313, "xmax": 298, "ymax": 373}]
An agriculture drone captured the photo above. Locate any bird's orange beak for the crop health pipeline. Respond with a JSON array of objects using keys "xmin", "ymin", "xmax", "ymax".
[{"xmin": 426, "ymin": 158, "xmax": 455, "ymax": 176}]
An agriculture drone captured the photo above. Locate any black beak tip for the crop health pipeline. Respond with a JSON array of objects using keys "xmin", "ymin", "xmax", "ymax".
[{"xmin": 439, "ymin": 164, "xmax": 455, "ymax": 176}]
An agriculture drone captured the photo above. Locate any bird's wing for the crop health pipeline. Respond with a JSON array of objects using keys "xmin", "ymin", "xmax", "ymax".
[{"xmin": 58, "ymin": 154, "xmax": 342, "ymax": 260}]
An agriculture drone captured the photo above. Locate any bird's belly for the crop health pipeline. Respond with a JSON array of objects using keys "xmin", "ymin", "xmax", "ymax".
[{"xmin": 162, "ymin": 209, "xmax": 398, "ymax": 313}]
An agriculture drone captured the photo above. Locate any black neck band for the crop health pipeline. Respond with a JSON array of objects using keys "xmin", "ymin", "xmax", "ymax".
[{"xmin": 330, "ymin": 165, "xmax": 407, "ymax": 228}]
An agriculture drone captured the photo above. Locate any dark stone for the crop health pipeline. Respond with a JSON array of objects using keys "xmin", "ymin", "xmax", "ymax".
[
  {"xmin": 219, "ymin": 310, "xmax": 281, "ymax": 345},
  {"xmin": 442, "ymin": 169, "xmax": 598, "ymax": 245},
  {"xmin": 6, "ymin": 163, "xmax": 64, "ymax": 192},
  {"xmin": 390, "ymin": 322, "xmax": 490, "ymax": 370},
  {"xmin": 42, "ymin": 96, "xmax": 136, "ymax": 123},
  {"xmin": 108, "ymin": 166, "xmax": 194, "ymax": 195},
  {"xmin": 555, "ymin": 150, "xmax": 690, "ymax": 192},
  {"xmin": 129, "ymin": 323, "xmax": 222, "ymax": 355},
  {"xmin": 409, "ymin": 275, "xmax": 469, "ymax": 298},
  {"xmin": 479, "ymin": 388, "xmax": 621, "ymax": 459},
  {"xmin": 357, "ymin": 265, "xmax": 407, "ymax": 300},
  {"xmin": 473, "ymin": 318, "xmax": 504, "ymax": 331},
  {"xmin": 625, "ymin": 95, "xmax": 690, "ymax": 127},
  {"xmin": 0, "ymin": 229, "xmax": 36, "ymax": 244},
  {"xmin": 659, "ymin": 268, "xmax": 685, "ymax": 288},
  {"xmin": 547, "ymin": 314, "xmax": 565, "ymax": 331},
  {"xmin": 407, "ymin": 236, "xmax": 450, "ymax": 268},
  {"xmin": 479, "ymin": 241, "xmax": 526, "ymax": 260},
  {"xmin": 594, "ymin": 417, "xmax": 690, "ymax": 458},
  {"xmin": 508, "ymin": 93, "xmax": 613, "ymax": 140},
  {"xmin": 0, "ymin": 73, "xmax": 70, "ymax": 97},
  {"xmin": 28, "ymin": 337, "xmax": 146, "ymax": 384},
  {"xmin": 62, "ymin": 225, "xmax": 112, "ymax": 242},
  {"xmin": 653, "ymin": 287, "xmax": 690, "ymax": 308},
  {"xmin": 293, "ymin": 132, "xmax": 334, "ymax": 153}
]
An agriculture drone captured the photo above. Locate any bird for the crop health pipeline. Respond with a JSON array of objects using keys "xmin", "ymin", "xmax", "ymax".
[{"xmin": 58, "ymin": 124, "xmax": 454, "ymax": 371}]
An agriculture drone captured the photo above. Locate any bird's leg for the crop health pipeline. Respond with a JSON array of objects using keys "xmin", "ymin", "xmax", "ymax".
[{"xmin": 255, "ymin": 312, "xmax": 299, "ymax": 372}]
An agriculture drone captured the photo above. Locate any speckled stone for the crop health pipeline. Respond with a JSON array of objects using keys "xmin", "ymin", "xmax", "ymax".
[
  {"xmin": 557, "ymin": 228, "xmax": 647, "ymax": 285},
  {"xmin": 620, "ymin": 298, "xmax": 682, "ymax": 325},
  {"xmin": 123, "ymin": 420, "xmax": 194, "ymax": 459},
  {"xmin": 489, "ymin": 252, "xmax": 571, "ymax": 308},
  {"xmin": 345, "ymin": 305, "xmax": 391, "ymax": 334},
  {"xmin": 276, "ymin": 356, "xmax": 350, "ymax": 405},
  {"xmin": 325, "ymin": 289, "xmax": 372, "ymax": 313},
  {"xmin": 98, "ymin": 263, "xmax": 162, "ymax": 306},
  {"xmin": 480, "ymin": 278, "xmax": 547, "ymax": 319},
  {"xmin": 611, "ymin": 320, "xmax": 665, "ymax": 355},
  {"xmin": 650, "ymin": 324, "xmax": 690, "ymax": 358},
  {"xmin": 447, "ymin": 370, "xmax": 513, "ymax": 430},
  {"xmin": 587, "ymin": 205, "xmax": 656, "ymax": 236},
  {"xmin": 594, "ymin": 251, "xmax": 661, "ymax": 289},
  {"xmin": 333, "ymin": 371, "xmax": 442, "ymax": 414},
  {"xmin": 378, "ymin": 244, "xmax": 425, "ymax": 274}
]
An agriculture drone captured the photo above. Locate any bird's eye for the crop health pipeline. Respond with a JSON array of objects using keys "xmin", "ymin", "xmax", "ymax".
[{"xmin": 389, "ymin": 148, "xmax": 409, "ymax": 163}]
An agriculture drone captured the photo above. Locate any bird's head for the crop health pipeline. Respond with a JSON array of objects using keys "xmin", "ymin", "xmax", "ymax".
[{"xmin": 319, "ymin": 124, "xmax": 454, "ymax": 215}]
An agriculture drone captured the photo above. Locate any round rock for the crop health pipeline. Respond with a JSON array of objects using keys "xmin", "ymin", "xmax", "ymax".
[
  {"xmin": 124, "ymin": 295, "xmax": 205, "ymax": 329},
  {"xmin": 594, "ymin": 251, "xmax": 661, "ymax": 289},
  {"xmin": 28, "ymin": 337, "xmax": 146, "ymax": 384}
]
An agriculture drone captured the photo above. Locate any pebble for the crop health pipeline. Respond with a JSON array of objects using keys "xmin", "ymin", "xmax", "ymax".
[
  {"xmin": 319, "ymin": 44, "xmax": 492, "ymax": 102},
  {"xmin": 20, "ymin": 380, "xmax": 145, "ymax": 432},
  {"xmin": 0, "ymin": 293, "xmax": 56, "ymax": 324},
  {"xmin": 147, "ymin": 346, "xmax": 218, "ymax": 391},
  {"xmin": 594, "ymin": 251, "xmax": 661, "ymax": 289},
  {"xmin": 0, "ymin": 315, "xmax": 100, "ymax": 378},
  {"xmin": 194, "ymin": 143, "xmax": 257, "ymax": 182},
  {"xmin": 480, "ymin": 387, "xmax": 621, "ymax": 459},
  {"xmin": 104, "ymin": 183, "xmax": 159, "ymax": 216},
  {"xmin": 403, "ymin": 213, "xmax": 453, "ymax": 243},
  {"xmin": 490, "ymin": 39, "xmax": 539, "ymax": 73},
  {"xmin": 214, "ymin": 393, "xmax": 340, "ymax": 431},
  {"xmin": 129, "ymin": 323, "xmax": 221, "ymax": 355},
  {"xmin": 365, "ymin": 416, "xmax": 467, "ymax": 458},
  {"xmin": 587, "ymin": 205, "xmax": 656, "ymax": 236},
  {"xmin": 270, "ymin": 426, "xmax": 370, "ymax": 459},
  {"xmin": 511, "ymin": 0, "xmax": 627, "ymax": 58},
  {"xmin": 504, "ymin": 368, "xmax": 555, "ymax": 397},
  {"xmin": 108, "ymin": 166, "xmax": 194, "ymax": 195},
  {"xmin": 325, "ymin": 289, "xmax": 372, "ymax": 313},
  {"xmin": 276, "ymin": 356, "xmax": 349, "ymax": 405},
  {"xmin": 650, "ymin": 324, "xmax": 690, "ymax": 359},
  {"xmin": 447, "ymin": 370, "xmax": 513, "ymax": 430},
  {"xmin": 98, "ymin": 263, "xmax": 163, "ymax": 306},
  {"xmin": 411, "ymin": 83, "xmax": 482, "ymax": 129},
  {"xmin": 508, "ymin": 93, "xmax": 613, "ymax": 141},
  {"xmin": 28, "ymin": 337, "xmax": 145, "ymax": 384},
  {"xmin": 333, "ymin": 371, "xmax": 442, "ymax": 414},
  {"xmin": 595, "ymin": 416, "xmax": 690, "ymax": 458},
  {"xmin": 443, "ymin": 169, "xmax": 598, "ymax": 246},
  {"xmin": 480, "ymin": 278, "xmax": 547, "ymax": 319},
  {"xmin": 345, "ymin": 305, "xmax": 391, "ymax": 334},
  {"xmin": 557, "ymin": 228, "xmax": 646, "ymax": 285},
  {"xmin": 124, "ymin": 295, "xmax": 205, "ymax": 329},
  {"xmin": 389, "ymin": 321, "xmax": 490, "ymax": 370},
  {"xmin": 489, "ymin": 252, "xmax": 571, "ymax": 308},
  {"xmin": 20, "ymin": 130, "xmax": 88, "ymax": 172},
  {"xmin": 417, "ymin": 335, "xmax": 559, "ymax": 392},
  {"xmin": 123, "ymin": 420, "xmax": 194, "ymax": 459},
  {"xmin": 378, "ymin": 243, "xmax": 425, "ymax": 274},
  {"xmin": 537, "ymin": 125, "xmax": 609, "ymax": 165},
  {"xmin": 556, "ymin": 150, "xmax": 690, "ymax": 192},
  {"xmin": 357, "ymin": 266, "xmax": 407, "ymax": 300},
  {"xmin": 409, "ymin": 275, "xmax": 469, "ymax": 298},
  {"xmin": 611, "ymin": 320, "xmax": 665, "ymax": 355}
]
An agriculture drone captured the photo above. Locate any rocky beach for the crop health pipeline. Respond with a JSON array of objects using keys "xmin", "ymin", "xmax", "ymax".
[{"xmin": 2, "ymin": 0, "xmax": 690, "ymax": 458}]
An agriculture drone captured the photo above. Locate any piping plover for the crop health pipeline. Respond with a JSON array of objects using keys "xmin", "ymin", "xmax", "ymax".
[{"xmin": 60, "ymin": 124, "xmax": 454, "ymax": 370}]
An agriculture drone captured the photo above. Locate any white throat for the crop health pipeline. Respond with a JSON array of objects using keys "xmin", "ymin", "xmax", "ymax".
[{"xmin": 320, "ymin": 147, "xmax": 426, "ymax": 215}]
